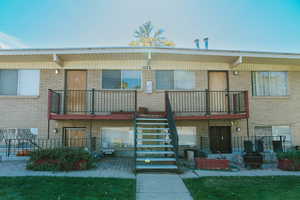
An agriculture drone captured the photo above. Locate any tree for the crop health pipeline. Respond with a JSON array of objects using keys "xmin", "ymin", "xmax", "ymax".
[{"xmin": 129, "ymin": 21, "xmax": 175, "ymax": 47}]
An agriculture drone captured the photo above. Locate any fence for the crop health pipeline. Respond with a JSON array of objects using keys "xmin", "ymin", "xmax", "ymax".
[
  {"xmin": 2, "ymin": 137, "xmax": 100, "ymax": 157},
  {"xmin": 197, "ymin": 135, "xmax": 286, "ymax": 153}
]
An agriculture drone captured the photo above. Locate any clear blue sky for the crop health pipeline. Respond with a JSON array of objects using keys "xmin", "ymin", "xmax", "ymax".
[{"xmin": 0, "ymin": 0, "xmax": 300, "ymax": 52}]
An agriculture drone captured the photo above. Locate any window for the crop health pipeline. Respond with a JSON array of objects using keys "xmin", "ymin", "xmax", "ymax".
[
  {"xmin": 156, "ymin": 70, "xmax": 196, "ymax": 90},
  {"xmin": 0, "ymin": 70, "xmax": 40, "ymax": 96},
  {"xmin": 177, "ymin": 127, "xmax": 197, "ymax": 146},
  {"xmin": 102, "ymin": 70, "xmax": 141, "ymax": 89},
  {"xmin": 101, "ymin": 127, "xmax": 134, "ymax": 148},
  {"xmin": 252, "ymin": 72, "xmax": 288, "ymax": 96},
  {"xmin": 0, "ymin": 128, "xmax": 38, "ymax": 140},
  {"xmin": 254, "ymin": 125, "xmax": 292, "ymax": 148}
]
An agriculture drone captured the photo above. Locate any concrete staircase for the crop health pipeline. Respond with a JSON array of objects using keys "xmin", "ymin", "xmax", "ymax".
[{"xmin": 134, "ymin": 115, "xmax": 179, "ymax": 172}]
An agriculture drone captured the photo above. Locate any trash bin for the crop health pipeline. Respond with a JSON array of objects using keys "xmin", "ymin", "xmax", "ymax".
[{"xmin": 184, "ymin": 149, "xmax": 197, "ymax": 161}]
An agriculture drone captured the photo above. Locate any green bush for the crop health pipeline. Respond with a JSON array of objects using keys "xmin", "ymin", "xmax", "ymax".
[
  {"xmin": 277, "ymin": 150, "xmax": 300, "ymax": 162},
  {"xmin": 27, "ymin": 147, "xmax": 96, "ymax": 171}
]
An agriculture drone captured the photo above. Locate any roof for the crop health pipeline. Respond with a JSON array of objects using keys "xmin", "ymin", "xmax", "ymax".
[
  {"xmin": 0, "ymin": 46, "xmax": 300, "ymax": 58},
  {"xmin": 1, "ymin": 46, "xmax": 300, "ymax": 67}
]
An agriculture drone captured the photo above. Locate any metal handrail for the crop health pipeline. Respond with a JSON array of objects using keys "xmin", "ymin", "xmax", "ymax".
[
  {"xmin": 167, "ymin": 90, "xmax": 247, "ymax": 113},
  {"xmin": 165, "ymin": 91, "xmax": 179, "ymax": 166},
  {"xmin": 133, "ymin": 113, "xmax": 137, "ymax": 172},
  {"xmin": 49, "ymin": 89, "xmax": 137, "ymax": 114}
]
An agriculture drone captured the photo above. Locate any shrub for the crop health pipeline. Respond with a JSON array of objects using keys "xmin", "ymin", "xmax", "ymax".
[
  {"xmin": 277, "ymin": 150, "xmax": 300, "ymax": 171},
  {"xmin": 277, "ymin": 150, "xmax": 300, "ymax": 162},
  {"xmin": 27, "ymin": 147, "xmax": 96, "ymax": 171}
]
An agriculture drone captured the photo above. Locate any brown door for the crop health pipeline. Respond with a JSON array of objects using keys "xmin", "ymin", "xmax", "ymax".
[
  {"xmin": 208, "ymin": 71, "xmax": 228, "ymax": 112},
  {"xmin": 66, "ymin": 70, "xmax": 87, "ymax": 113},
  {"xmin": 63, "ymin": 127, "xmax": 86, "ymax": 147},
  {"xmin": 209, "ymin": 126, "xmax": 232, "ymax": 153}
]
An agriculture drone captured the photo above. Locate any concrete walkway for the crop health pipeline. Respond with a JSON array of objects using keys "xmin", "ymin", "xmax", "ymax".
[{"xmin": 136, "ymin": 174, "xmax": 193, "ymax": 200}]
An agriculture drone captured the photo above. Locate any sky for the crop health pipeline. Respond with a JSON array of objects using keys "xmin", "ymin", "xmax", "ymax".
[{"xmin": 0, "ymin": 0, "xmax": 300, "ymax": 52}]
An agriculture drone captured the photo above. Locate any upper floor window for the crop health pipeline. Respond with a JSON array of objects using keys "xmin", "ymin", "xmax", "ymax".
[
  {"xmin": 102, "ymin": 70, "xmax": 142, "ymax": 89},
  {"xmin": 252, "ymin": 72, "xmax": 288, "ymax": 96},
  {"xmin": 0, "ymin": 70, "xmax": 40, "ymax": 96},
  {"xmin": 156, "ymin": 70, "xmax": 195, "ymax": 90}
]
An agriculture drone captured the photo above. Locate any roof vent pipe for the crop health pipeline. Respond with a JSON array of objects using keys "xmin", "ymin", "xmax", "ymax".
[
  {"xmin": 203, "ymin": 37, "xmax": 208, "ymax": 49},
  {"xmin": 194, "ymin": 39, "xmax": 200, "ymax": 49}
]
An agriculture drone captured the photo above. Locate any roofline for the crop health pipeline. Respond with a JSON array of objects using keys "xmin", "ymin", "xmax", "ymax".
[{"xmin": 1, "ymin": 46, "xmax": 300, "ymax": 59}]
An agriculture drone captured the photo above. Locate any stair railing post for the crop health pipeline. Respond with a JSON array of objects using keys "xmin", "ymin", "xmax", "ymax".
[
  {"xmin": 205, "ymin": 89, "xmax": 210, "ymax": 115},
  {"xmin": 134, "ymin": 113, "xmax": 137, "ymax": 172},
  {"xmin": 91, "ymin": 88, "xmax": 95, "ymax": 115},
  {"xmin": 227, "ymin": 90, "xmax": 231, "ymax": 114},
  {"xmin": 135, "ymin": 90, "xmax": 137, "ymax": 112}
]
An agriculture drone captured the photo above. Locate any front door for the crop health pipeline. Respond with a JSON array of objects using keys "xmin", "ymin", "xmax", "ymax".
[
  {"xmin": 208, "ymin": 71, "xmax": 228, "ymax": 112},
  {"xmin": 63, "ymin": 127, "xmax": 87, "ymax": 147},
  {"xmin": 66, "ymin": 70, "xmax": 87, "ymax": 113},
  {"xmin": 209, "ymin": 126, "xmax": 232, "ymax": 153}
]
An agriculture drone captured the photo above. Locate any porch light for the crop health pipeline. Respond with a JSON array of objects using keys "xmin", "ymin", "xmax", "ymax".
[
  {"xmin": 55, "ymin": 69, "xmax": 60, "ymax": 74},
  {"xmin": 233, "ymin": 71, "xmax": 239, "ymax": 76}
]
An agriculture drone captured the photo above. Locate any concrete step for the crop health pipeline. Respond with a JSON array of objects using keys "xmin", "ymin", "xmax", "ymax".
[
  {"xmin": 136, "ymin": 157, "xmax": 176, "ymax": 162},
  {"xmin": 136, "ymin": 150, "xmax": 175, "ymax": 155},
  {"xmin": 136, "ymin": 118, "xmax": 167, "ymax": 121},
  {"xmin": 136, "ymin": 132, "xmax": 170, "ymax": 136},
  {"xmin": 137, "ymin": 127, "xmax": 169, "ymax": 131},
  {"xmin": 137, "ymin": 138, "xmax": 171, "ymax": 142},
  {"xmin": 136, "ymin": 122, "xmax": 168, "ymax": 126},
  {"xmin": 137, "ymin": 144, "xmax": 173, "ymax": 148},
  {"xmin": 136, "ymin": 164, "xmax": 178, "ymax": 169}
]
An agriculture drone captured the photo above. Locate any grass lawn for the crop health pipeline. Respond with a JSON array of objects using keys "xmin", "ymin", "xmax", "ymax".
[
  {"xmin": 0, "ymin": 176, "xmax": 135, "ymax": 200},
  {"xmin": 184, "ymin": 176, "xmax": 300, "ymax": 200}
]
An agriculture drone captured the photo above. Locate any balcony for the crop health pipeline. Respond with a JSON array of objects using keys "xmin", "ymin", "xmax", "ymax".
[
  {"xmin": 166, "ymin": 90, "xmax": 249, "ymax": 120},
  {"xmin": 48, "ymin": 89, "xmax": 137, "ymax": 120},
  {"xmin": 48, "ymin": 89, "xmax": 248, "ymax": 120}
]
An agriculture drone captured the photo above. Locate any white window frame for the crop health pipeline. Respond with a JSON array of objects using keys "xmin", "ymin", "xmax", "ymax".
[
  {"xmin": 0, "ymin": 128, "xmax": 38, "ymax": 140},
  {"xmin": 254, "ymin": 125, "xmax": 292, "ymax": 148},
  {"xmin": 177, "ymin": 126, "xmax": 197, "ymax": 146},
  {"xmin": 0, "ymin": 69, "xmax": 40, "ymax": 96},
  {"xmin": 100, "ymin": 127, "xmax": 134, "ymax": 148},
  {"xmin": 252, "ymin": 71, "xmax": 288, "ymax": 96}
]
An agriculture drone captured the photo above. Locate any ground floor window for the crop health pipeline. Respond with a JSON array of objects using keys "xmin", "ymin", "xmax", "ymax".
[
  {"xmin": 177, "ymin": 127, "xmax": 197, "ymax": 146},
  {"xmin": 0, "ymin": 128, "xmax": 38, "ymax": 140},
  {"xmin": 254, "ymin": 125, "xmax": 292, "ymax": 148},
  {"xmin": 101, "ymin": 127, "xmax": 134, "ymax": 148}
]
